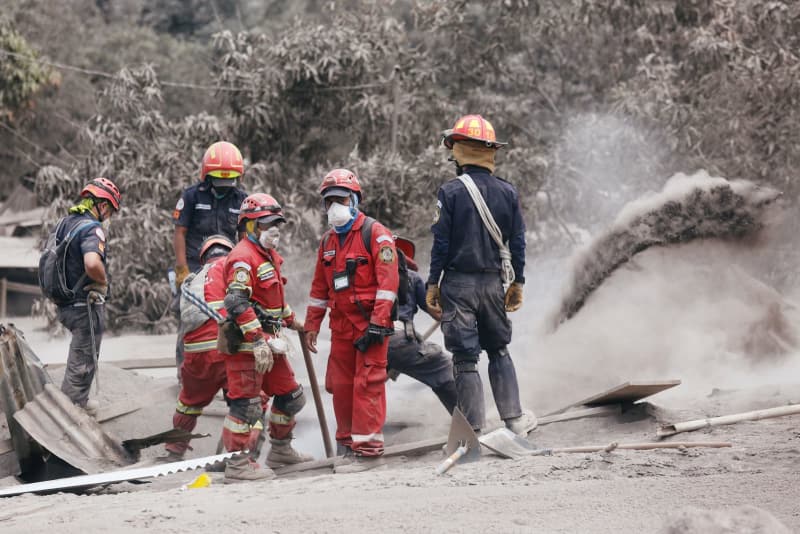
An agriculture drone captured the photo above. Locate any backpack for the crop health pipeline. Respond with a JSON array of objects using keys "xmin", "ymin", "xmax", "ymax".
[
  {"xmin": 180, "ymin": 263, "xmax": 215, "ymax": 333},
  {"xmin": 38, "ymin": 217, "xmax": 101, "ymax": 305},
  {"xmin": 324, "ymin": 216, "xmax": 410, "ymax": 318}
]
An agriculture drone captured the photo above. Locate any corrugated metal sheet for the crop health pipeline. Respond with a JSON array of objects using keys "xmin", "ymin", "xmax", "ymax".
[
  {"xmin": 13, "ymin": 384, "xmax": 134, "ymax": 475},
  {"xmin": 0, "ymin": 452, "xmax": 236, "ymax": 497},
  {"xmin": 0, "ymin": 324, "xmax": 51, "ymax": 475}
]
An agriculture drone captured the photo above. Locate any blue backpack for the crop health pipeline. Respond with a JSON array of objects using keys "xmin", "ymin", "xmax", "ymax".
[{"xmin": 38, "ymin": 217, "xmax": 100, "ymax": 305}]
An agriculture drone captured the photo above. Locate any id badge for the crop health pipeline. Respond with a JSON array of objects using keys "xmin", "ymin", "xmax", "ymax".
[{"xmin": 333, "ymin": 271, "xmax": 350, "ymax": 292}]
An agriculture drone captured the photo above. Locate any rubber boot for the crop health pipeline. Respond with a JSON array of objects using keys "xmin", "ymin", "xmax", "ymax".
[
  {"xmin": 265, "ymin": 438, "xmax": 314, "ymax": 468},
  {"xmin": 487, "ymin": 349, "xmax": 523, "ymax": 421},
  {"xmin": 505, "ymin": 409, "xmax": 538, "ymax": 436},
  {"xmin": 454, "ymin": 368, "xmax": 485, "ymax": 431},
  {"xmin": 433, "ymin": 382, "xmax": 458, "ymax": 415},
  {"xmin": 333, "ymin": 454, "xmax": 386, "ymax": 474},
  {"xmin": 223, "ymin": 454, "xmax": 275, "ymax": 484}
]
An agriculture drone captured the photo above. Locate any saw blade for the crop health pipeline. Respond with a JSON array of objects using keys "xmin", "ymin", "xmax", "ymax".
[{"xmin": 0, "ymin": 452, "xmax": 236, "ymax": 497}]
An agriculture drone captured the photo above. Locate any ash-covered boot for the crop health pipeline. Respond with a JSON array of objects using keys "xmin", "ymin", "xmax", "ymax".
[
  {"xmin": 265, "ymin": 438, "xmax": 314, "ymax": 468},
  {"xmin": 504, "ymin": 409, "xmax": 538, "ymax": 436},
  {"xmin": 223, "ymin": 454, "xmax": 275, "ymax": 484}
]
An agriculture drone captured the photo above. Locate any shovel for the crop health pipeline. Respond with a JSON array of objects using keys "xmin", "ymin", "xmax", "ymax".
[
  {"xmin": 478, "ymin": 427, "xmax": 542, "ymax": 459},
  {"xmin": 435, "ymin": 407, "xmax": 481, "ymax": 474}
]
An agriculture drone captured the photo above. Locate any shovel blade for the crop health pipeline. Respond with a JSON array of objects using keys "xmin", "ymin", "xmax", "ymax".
[
  {"xmin": 444, "ymin": 408, "xmax": 481, "ymax": 463},
  {"xmin": 479, "ymin": 428, "xmax": 537, "ymax": 459}
]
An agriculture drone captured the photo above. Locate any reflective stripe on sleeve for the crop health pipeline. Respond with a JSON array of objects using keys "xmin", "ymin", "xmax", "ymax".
[
  {"xmin": 183, "ymin": 339, "xmax": 218, "ymax": 353},
  {"xmin": 375, "ymin": 290, "xmax": 397, "ymax": 302},
  {"xmin": 308, "ymin": 297, "xmax": 328, "ymax": 309},
  {"xmin": 176, "ymin": 400, "xmax": 204, "ymax": 416},
  {"xmin": 240, "ymin": 318, "xmax": 261, "ymax": 334}
]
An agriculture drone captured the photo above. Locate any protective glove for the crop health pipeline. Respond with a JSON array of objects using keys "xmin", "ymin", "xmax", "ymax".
[
  {"xmin": 354, "ymin": 323, "xmax": 393, "ymax": 353},
  {"xmin": 84, "ymin": 282, "xmax": 108, "ymax": 304},
  {"xmin": 252, "ymin": 339, "xmax": 274, "ymax": 374},
  {"xmin": 504, "ymin": 282, "xmax": 524, "ymax": 312},
  {"xmin": 175, "ymin": 264, "xmax": 191, "ymax": 287},
  {"xmin": 425, "ymin": 284, "xmax": 441, "ymax": 316}
]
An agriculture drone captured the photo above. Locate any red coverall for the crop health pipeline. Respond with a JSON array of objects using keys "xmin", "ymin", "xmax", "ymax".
[
  {"xmin": 305, "ymin": 212, "xmax": 399, "ymax": 456},
  {"xmin": 166, "ymin": 256, "xmax": 228, "ymax": 456},
  {"xmin": 221, "ymin": 238, "xmax": 298, "ymax": 453}
]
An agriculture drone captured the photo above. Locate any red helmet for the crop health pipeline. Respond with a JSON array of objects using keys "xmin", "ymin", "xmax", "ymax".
[
  {"xmin": 199, "ymin": 234, "xmax": 234, "ymax": 264},
  {"xmin": 319, "ymin": 168, "xmax": 362, "ymax": 200},
  {"xmin": 393, "ymin": 236, "xmax": 415, "ymax": 260},
  {"xmin": 238, "ymin": 193, "xmax": 285, "ymax": 226},
  {"xmin": 442, "ymin": 114, "xmax": 507, "ymax": 149},
  {"xmin": 81, "ymin": 177, "xmax": 121, "ymax": 211},
  {"xmin": 201, "ymin": 141, "xmax": 244, "ymax": 183}
]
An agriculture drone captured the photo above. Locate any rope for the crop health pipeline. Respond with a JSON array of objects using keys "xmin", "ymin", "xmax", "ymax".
[{"xmin": 457, "ymin": 174, "xmax": 515, "ymax": 288}]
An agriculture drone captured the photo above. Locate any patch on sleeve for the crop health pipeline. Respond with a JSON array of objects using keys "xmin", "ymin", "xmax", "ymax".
[
  {"xmin": 176, "ymin": 198, "xmax": 185, "ymax": 210},
  {"xmin": 323, "ymin": 249, "xmax": 336, "ymax": 259},
  {"xmin": 376, "ymin": 234, "xmax": 392, "ymax": 244},
  {"xmin": 234, "ymin": 269, "xmax": 250, "ymax": 284},
  {"xmin": 433, "ymin": 206, "xmax": 440, "ymax": 224},
  {"xmin": 98, "ymin": 242, "xmax": 105, "ymax": 254},
  {"xmin": 379, "ymin": 246, "xmax": 395, "ymax": 264},
  {"xmin": 95, "ymin": 228, "xmax": 106, "ymax": 241}
]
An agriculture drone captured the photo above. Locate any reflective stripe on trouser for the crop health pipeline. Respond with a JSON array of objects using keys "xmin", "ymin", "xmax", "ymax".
[
  {"xmin": 326, "ymin": 327, "xmax": 388, "ymax": 457},
  {"xmin": 166, "ymin": 351, "xmax": 227, "ymax": 454},
  {"xmin": 57, "ymin": 303, "xmax": 104, "ymax": 407},
  {"xmin": 222, "ymin": 415, "xmax": 261, "ymax": 453}
]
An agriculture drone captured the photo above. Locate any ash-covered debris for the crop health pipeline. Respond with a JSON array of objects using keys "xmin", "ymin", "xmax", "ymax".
[{"xmin": 550, "ymin": 171, "xmax": 782, "ymax": 330}]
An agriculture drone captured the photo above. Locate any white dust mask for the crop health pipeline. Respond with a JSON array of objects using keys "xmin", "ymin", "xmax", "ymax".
[
  {"xmin": 259, "ymin": 226, "xmax": 280, "ymax": 249},
  {"xmin": 327, "ymin": 201, "xmax": 352, "ymax": 227}
]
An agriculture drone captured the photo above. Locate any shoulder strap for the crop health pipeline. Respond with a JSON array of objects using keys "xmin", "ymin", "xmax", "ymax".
[
  {"xmin": 65, "ymin": 218, "xmax": 101, "ymax": 241},
  {"xmin": 457, "ymin": 173, "xmax": 515, "ymax": 286},
  {"xmin": 360, "ymin": 216, "xmax": 376, "ymax": 253}
]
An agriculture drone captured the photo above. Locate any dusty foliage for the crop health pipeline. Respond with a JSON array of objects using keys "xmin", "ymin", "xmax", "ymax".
[{"xmin": 21, "ymin": 0, "xmax": 800, "ymax": 330}]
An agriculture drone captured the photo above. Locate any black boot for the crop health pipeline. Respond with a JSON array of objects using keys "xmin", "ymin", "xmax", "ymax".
[
  {"xmin": 487, "ymin": 347, "xmax": 522, "ymax": 421},
  {"xmin": 453, "ymin": 353, "xmax": 485, "ymax": 431}
]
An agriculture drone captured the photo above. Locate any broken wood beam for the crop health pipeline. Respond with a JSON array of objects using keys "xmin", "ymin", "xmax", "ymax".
[
  {"xmin": 550, "ymin": 441, "xmax": 731, "ymax": 454},
  {"xmin": 657, "ymin": 404, "xmax": 800, "ymax": 437},
  {"xmin": 538, "ymin": 405, "xmax": 621, "ymax": 426}
]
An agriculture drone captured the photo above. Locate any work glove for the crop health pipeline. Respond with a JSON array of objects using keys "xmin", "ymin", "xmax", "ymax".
[
  {"xmin": 84, "ymin": 282, "xmax": 108, "ymax": 304},
  {"xmin": 354, "ymin": 323, "xmax": 393, "ymax": 353},
  {"xmin": 425, "ymin": 284, "xmax": 441, "ymax": 316},
  {"xmin": 175, "ymin": 264, "xmax": 191, "ymax": 287},
  {"xmin": 504, "ymin": 282, "xmax": 524, "ymax": 312},
  {"xmin": 252, "ymin": 339, "xmax": 274, "ymax": 374}
]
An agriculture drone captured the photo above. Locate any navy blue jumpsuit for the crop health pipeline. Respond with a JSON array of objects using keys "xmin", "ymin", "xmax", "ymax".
[{"xmin": 428, "ymin": 164, "xmax": 526, "ymax": 430}]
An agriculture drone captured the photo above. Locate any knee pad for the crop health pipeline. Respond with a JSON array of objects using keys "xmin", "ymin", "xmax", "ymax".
[
  {"xmin": 228, "ymin": 396, "xmax": 263, "ymax": 425},
  {"xmin": 272, "ymin": 385, "xmax": 306, "ymax": 416},
  {"xmin": 453, "ymin": 352, "xmax": 479, "ymax": 374},
  {"xmin": 487, "ymin": 346, "xmax": 510, "ymax": 360}
]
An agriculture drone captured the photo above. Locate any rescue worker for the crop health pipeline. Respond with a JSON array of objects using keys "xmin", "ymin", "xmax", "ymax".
[
  {"xmin": 387, "ymin": 236, "xmax": 457, "ymax": 414},
  {"xmin": 220, "ymin": 193, "xmax": 312, "ymax": 483},
  {"xmin": 172, "ymin": 141, "xmax": 248, "ymax": 372},
  {"xmin": 162, "ymin": 235, "xmax": 235, "ymax": 462},
  {"xmin": 426, "ymin": 114, "xmax": 537, "ymax": 435},
  {"xmin": 58, "ymin": 177, "xmax": 121, "ymax": 413},
  {"xmin": 304, "ymin": 168, "xmax": 399, "ymax": 474}
]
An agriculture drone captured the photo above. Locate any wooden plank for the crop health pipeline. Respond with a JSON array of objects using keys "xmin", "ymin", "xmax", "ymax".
[
  {"xmin": 49, "ymin": 357, "xmax": 176, "ymax": 370},
  {"xmin": 5, "ymin": 280, "xmax": 42, "ymax": 296},
  {"xmin": 538, "ymin": 405, "xmax": 621, "ymax": 426},
  {"xmin": 545, "ymin": 380, "xmax": 681, "ymax": 416},
  {"xmin": 274, "ymin": 436, "xmax": 447, "ymax": 476},
  {"xmin": 96, "ymin": 385, "xmax": 178, "ymax": 423}
]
